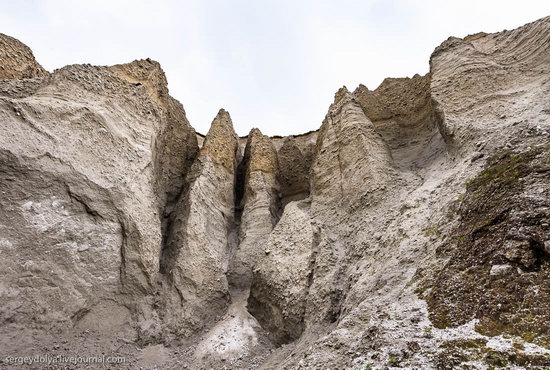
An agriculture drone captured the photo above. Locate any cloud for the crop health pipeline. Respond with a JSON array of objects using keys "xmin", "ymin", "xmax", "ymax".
[{"xmin": 0, "ymin": 0, "xmax": 548, "ymax": 135}]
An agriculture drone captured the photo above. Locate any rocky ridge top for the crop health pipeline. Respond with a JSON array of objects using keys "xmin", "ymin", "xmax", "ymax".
[{"xmin": 0, "ymin": 33, "xmax": 47, "ymax": 79}]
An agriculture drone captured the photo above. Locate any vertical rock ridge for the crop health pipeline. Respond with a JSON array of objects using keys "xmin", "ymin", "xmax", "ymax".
[
  {"xmin": 201, "ymin": 109, "xmax": 240, "ymax": 170},
  {"xmin": 155, "ymin": 98, "xmax": 199, "ymax": 275},
  {"xmin": 228, "ymin": 128, "xmax": 280, "ymax": 290},
  {"xmin": 248, "ymin": 200, "xmax": 315, "ymax": 345},
  {"xmin": 107, "ymin": 59, "xmax": 201, "ymax": 296},
  {"xmin": 247, "ymin": 87, "xmax": 400, "ymax": 347},
  {"xmin": 159, "ymin": 109, "xmax": 239, "ymax": 337},
  {"xmin": 311, "ymin": 86, "xmax": 398, "ymax": 213}
]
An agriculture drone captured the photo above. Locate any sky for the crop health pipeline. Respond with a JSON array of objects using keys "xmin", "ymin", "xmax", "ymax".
[{"xmin": 0, "ymin": 1, "xmax": 548, "ymax": 135}]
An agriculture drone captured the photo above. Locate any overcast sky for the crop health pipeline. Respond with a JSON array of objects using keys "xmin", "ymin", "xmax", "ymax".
[{"xmin": 1, "ymin": 1, "xmax": 548, "ymax": 135}]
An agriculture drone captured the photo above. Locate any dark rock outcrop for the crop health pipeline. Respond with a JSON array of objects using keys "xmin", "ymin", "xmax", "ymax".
[{"xmin": 427, "ymin": 146, "xmax": 550, "ymax": 348}]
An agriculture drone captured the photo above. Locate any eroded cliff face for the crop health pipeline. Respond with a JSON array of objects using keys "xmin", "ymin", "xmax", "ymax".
[
  {"xmin": 0, "ymin": 33, "xmax": 47, "ymax": 79},
  {"xmin": 229, "ymin": 128, "xmax": 280, "ymax": 289},
  {"xmin": 422, "ymin": 15, "xmax": 550, "ymax": 352},
  {"xmin": 157, "ymin": 109, "xmax": 239, "ymax": 339},
  {"xmin": 1, "ymin": 16, "xmax": 549, "ymax": 370}
]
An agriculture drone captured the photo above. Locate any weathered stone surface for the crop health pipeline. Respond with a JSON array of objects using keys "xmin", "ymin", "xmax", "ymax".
[
  {"xmin": 354, "ymin": 74, "xmax": 447, "ymax": 167},
  {"xmin": 277, "ymin": 136, "xmax": 312, "ymax": 205},
  {"xmin": 248, "ymin": 200, "xmax": 315, "ymax": 345},
  {"xmin": 0, "ymin": 33, "xmax": 48, "ymax": 79},
  {"xmin": 159, "ymin": 109, "xmax": 239, "ymax": 336},
  {"xmin": 430, "ymin": 16, "xmax": 550, "ymax": 154},
  {"xmin": 0, "ymin": 56, "xmax": 198, "ymax": 341},
  {"xmin": 426, "ymin": 147, "xmax": 550, "ymax": 348},
  {"xmin": 111, "ymin": 59, "xmax": 199, "ymax": 207},
  {"xmin": 1, "ymin": 15, "xmax": 550, "ymax": 370},
  {"xmin": 229, "ymin": 128, "xmax": 279, "ymax": 289},
  {"xmin": 420, "ymin": 16, "xmax": 550, "ymax": 351},
  {"xmin": 311, "ymin": 87, "xmax": 398, "ymax": 213},
  {"xmin": 249, "ymin": 17, "xmax": 550, "ymax": 370}
]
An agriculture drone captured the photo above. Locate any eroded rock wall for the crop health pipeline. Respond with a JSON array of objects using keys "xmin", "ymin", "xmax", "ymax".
[
  {"xmin": 159, "ymin": 109, "xmax": 239, "ymax": 337},
  {"xmin": 426, "ymin": 146, "xmax": 550, "ymax": 348},
  {"xmin": 1, "ymin": 16, "xmax": 550, "ymax": 370},
  {"xmin": 430, "ymin": 16, "xmax": 550, "ymax": 155},
  {"xmin": 229, "ymin": 128, "xmax": 280, "ymax": 289},
  {"xmin": 354, "ymin": 74, "xmax": 448, "ymax": 167},
  {"xmin": 0, "ymin": 33, "xmax": 47, "ymax": 79},
  {"xmin": 311, "ymin": 87, "xmax": 399, "ymax": 212},
  {"xmin": 0, "ymin": 38, "xmax": 199, "ymax": 343},
  {"xmin": 277, "ymin": 136, "xmax": 313, "ymax": 205},
  {"xmin": 248, "ymin": 200, "xmax": 316, "ymax": 345}
]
